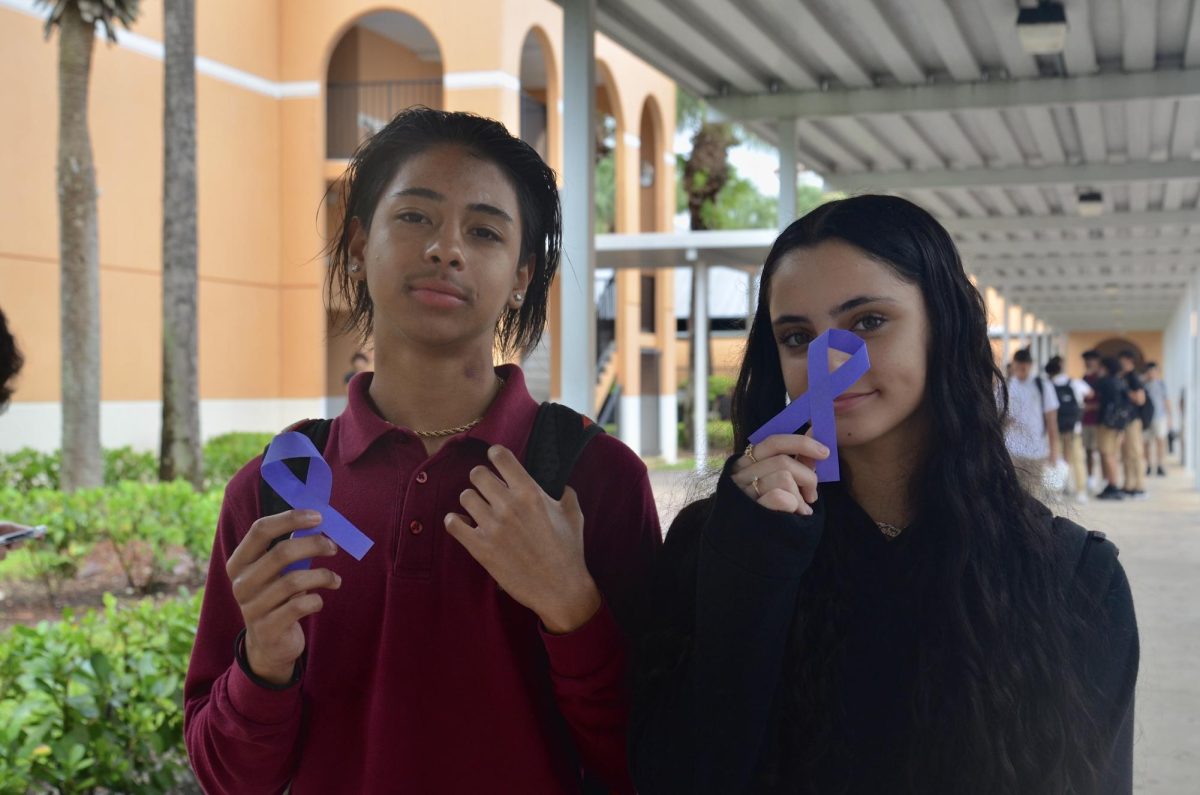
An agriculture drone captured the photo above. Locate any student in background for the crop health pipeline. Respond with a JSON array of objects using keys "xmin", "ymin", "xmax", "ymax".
[
  {"xmin": 1095, "ymin": 357, "xmax": 1129, "ymax": 501},
  {"xmin": 0, "ymin": 307, "xmax": 25, "ymax": 561},
  {"xmin": 1142, "ymin": 362, "xmax": 1171, "ymax": 478},
  {"xmin": 1046, "ymin": 356, "xmax": 1091, "ymax": 502},
  {"xmin": 1117, "ymin": 350, "xmax": 1148, "ymax": 499},
  {"xmin": 1080, "ymin": 350, "xmax": 1102, "ymax": 491},
  {"xmin": 1004, "ymin": 348, "xmax": 1060, "ymax": 481}
]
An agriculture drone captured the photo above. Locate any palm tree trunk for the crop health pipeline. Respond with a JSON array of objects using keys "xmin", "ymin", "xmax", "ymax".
[
  {"xmin": 56, "ymin": 3, "xmax": 102, "ymax": 491},
  {"xmin": 160, "ymin": 0, "xmax": 202, "ymax": 488}
]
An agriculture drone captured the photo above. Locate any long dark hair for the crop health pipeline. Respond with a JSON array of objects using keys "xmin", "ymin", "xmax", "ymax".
[
  {"xmin": 733, "ymin": 195, "xmax": 1101, "ymax": 792},
  {"xmin": 326, "ymin": 107, "xmax": 562, "ymax": 358}
]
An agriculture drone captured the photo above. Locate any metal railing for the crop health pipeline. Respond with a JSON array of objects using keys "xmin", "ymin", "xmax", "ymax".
[{"xmin": 326, "ymin": 80, "xmax": 443, "ymax": 159}]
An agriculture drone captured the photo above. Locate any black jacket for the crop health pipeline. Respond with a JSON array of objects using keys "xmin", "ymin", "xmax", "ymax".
[{"xmin": 631, "ymin": 458, "xmax": 1138, "ymax": 794}]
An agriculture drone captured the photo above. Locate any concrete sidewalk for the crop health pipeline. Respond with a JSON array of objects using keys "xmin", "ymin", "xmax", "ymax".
[{"xmin": 645, "ymin": 461, "xmax": 1200, "ymax": 794}]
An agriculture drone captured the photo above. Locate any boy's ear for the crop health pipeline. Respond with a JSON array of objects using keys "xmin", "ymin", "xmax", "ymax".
[{"xmin": 348, "ymin": 218, "xmax": 367, "ymax": 280}]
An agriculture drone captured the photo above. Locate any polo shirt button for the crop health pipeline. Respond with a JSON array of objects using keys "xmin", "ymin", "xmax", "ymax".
[
  {"xmin": 409, "ymin": 520, "xmax": 423, "ymax": 535},
  {"xmin": 415, "ymin": 471, "xmax": 428, "ymax": 484}
]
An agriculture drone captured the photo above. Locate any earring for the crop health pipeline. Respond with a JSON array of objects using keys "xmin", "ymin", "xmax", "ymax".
[
  {"xmin": 514, "ymin": 292, "xmax": 524, "ymax": 302},
  {"xmin": 350, "ymin": 263, "xmax": 362, "ymax": 273}
]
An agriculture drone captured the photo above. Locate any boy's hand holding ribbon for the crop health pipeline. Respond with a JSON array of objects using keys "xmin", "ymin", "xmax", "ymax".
[{"xmin": 227, "ymin": 432, "xmax": 374, "ymax": 686}]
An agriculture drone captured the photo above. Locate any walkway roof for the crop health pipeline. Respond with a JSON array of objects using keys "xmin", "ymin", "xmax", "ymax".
[{"xmin": 573, "ymin": 0, "xmax": 1200, "ymax": 332}]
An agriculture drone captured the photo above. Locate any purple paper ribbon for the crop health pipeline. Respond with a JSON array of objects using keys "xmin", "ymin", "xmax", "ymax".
[
  {"xmin": 261, "ymin": 432, "xmax": 374, "ymax": 573},
  {"xmin": 748, "ymin": 328, "xmax": 871, "ymax": 483}
]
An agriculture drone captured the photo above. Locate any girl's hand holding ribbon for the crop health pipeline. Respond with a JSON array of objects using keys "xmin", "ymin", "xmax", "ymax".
[{"xmin": 731, "ymin": 434, "xmax": 829, "ymax": 515}]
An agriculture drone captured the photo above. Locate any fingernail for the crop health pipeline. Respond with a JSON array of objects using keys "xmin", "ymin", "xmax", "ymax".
[
  {"xmin": 334, "ymin": 573, "xmax": 342, "ymax": 587},
  {"xmin": 325, "ymin": 539, "xmax": 337, "ymax": 554},
  {"xmin": 487, "ymin": 445, "xmax": 500, "ymax": 459},
  {"xmin": 817, "ymin": 445, "xmax": 830, "ymax": 458},
  {"xmin": 304, "ymin": 511, "xmax": 322, "ymax": 523}
]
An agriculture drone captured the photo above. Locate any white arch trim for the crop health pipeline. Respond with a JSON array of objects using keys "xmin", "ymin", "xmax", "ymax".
[
  {"xmin": 1, "ymin": 0, "xmax": 321, "ymax": 99},
  {"xmin": 444, "ymin": 70, "xmax": 521, "ymax": 92}
]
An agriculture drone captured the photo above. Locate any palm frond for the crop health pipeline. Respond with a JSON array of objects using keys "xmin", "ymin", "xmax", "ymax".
[{"xmin": 37, "ymin": 0, "xmax": 141, "ymax": 42}]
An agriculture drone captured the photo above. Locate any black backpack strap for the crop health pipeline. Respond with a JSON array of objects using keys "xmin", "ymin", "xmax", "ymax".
[
  {"xmin": 524, "ymin": 402, "xmax": 605, "ymax": 500},
  {"xmin": 259, "ymin": 419, "xmax": 333, "ymax": 520}
]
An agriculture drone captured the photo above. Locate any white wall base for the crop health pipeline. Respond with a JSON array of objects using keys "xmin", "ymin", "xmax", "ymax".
[
  {"xmin": 619, "ymin": 394, "xmax": 642, "ymax": 456},
  {"xmin": 659, "ymin": 393, "xmax": 679, "ymax": 464},
  {"xmin": 0, "ymin": 398, "xmax": 326, "ymax": 453}
]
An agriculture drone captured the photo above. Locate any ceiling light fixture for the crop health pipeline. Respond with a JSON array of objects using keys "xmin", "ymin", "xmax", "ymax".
[
  {"xmin": 1077, "ymin": 189, "xmax": 1104, "ymax": 217},
  {"xmin": 1017, "ymin": 2, "xmax": 1068, "ymax": 55}
]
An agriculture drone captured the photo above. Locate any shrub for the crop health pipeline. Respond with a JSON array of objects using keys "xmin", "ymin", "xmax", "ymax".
[
  {"xmin": 0, "ymin": 489, "xmax": 100, "ymax": 606},
  {"xmin": 0, "ymin": 449, "xmax": 61, "ymax": 492},
  {"xmin": 0, "ymin": 484, "xmax": 220, "ymax": 602},
  {"xmin": 0, "ymin": 591, "xmax": 203, "ymax": 794},
  {"xmin": 102, "ymin": 482, "xmax": 221, "ymax": 593},
  {"xmin": 103, "ymin": 447, "xmax": 158, "ymax": 486},
  {"xmin": 1, "ymin": 448, "xmax": 158, "ymax": 493},
  {"xmin": 202, "ymin": 432, "xmax": 274, "ymax": 491},
  {"xmin": 707, "ymin": 419, "xmax": 735, "ymax": 454}
]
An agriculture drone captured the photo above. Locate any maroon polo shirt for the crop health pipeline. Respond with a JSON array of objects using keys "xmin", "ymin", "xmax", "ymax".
[{"xmin": 184, "ymin": 366, "xmax": 660, "ymax": 794}]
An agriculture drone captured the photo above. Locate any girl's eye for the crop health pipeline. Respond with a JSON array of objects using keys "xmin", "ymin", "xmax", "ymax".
[
  {"xmin": 853, "ymin": 314, "xmax": 887, "ymax": 333},
  {"xmin": 781, "ymin": 330, "xmax": 813, "ymax": 348},
  {"xmin": 398, "ymin": 211, "xmax": 426, "ymax": 224},
  {"xmin": 472, "ymin": 228, "xmax": 501, "ymax": 242}
]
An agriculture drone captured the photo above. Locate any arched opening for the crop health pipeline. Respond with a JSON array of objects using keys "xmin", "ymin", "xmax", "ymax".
[
  {"xmin": 322, "ymin": 11, "xmax": 443, "ymax": 414},
  {"xmin": 639, "ymin": 97, "xmax": 662, "ymax": 234},
  {"xmin": 1096, "ymin": 337, "xmax": 1146, "ymax": 369},
  {"xmin": 518, "ymin": 28, "xmax": 553, "ymax": 163},
  {"xmin": 325, "ymin": 11, "xmax": 443, "ymax": 160}
]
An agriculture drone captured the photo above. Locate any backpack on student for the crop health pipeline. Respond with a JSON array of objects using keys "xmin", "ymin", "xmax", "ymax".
[
  {"xmin": 1053, "ymin": 381, "xmax": 1082, "ymax": 434},
  {"xmin": 258, "ymin": 402, "xmax": 604, "ymax": 519}
]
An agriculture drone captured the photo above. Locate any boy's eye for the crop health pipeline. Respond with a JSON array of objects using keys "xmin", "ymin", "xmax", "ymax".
[
  {"xmin": 472, "ymin": 228, "xmax": 501, "ymax": 241},
  {"xmin": 398, "ymin": 211, "xmax": 426, "ymax": 223}
]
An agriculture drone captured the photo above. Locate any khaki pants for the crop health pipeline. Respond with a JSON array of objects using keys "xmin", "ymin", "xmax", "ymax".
[
  {"xmin": 1062, "ymin": 429, "xmax": 1087, "ymax": 494},
  {"xmin": 1122, "ymin": 419, "xmax": 1145, "ymax": 491}
]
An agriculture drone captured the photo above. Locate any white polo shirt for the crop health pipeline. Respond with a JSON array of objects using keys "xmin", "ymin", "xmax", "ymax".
[{"xmin": 1006, "ymin": 374, "xmax": 1060, "ymax": 460}]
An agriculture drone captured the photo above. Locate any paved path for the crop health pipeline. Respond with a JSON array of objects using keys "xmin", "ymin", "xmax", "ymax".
[{"xmin": 645, "ymin": 461, "xmax": 1200, "ymax": 794}]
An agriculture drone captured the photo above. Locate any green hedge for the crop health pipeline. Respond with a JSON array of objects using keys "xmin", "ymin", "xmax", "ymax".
[
  {"xmin": 200, "ymin": 432, "xmax": 274, "ymax": 491},
  {"xmin": 0, "ymin": 591, "xmax": 202, "ymax": 794},
  {"xmin": 0, "ymin": 484, "xmax": 221, "ymax": 604},
  {"xmin": 0, "ymin": 433, "xmax": 274, "ymax": 494}
]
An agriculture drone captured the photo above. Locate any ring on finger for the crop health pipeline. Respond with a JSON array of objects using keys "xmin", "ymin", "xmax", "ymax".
[
  {"xmin": 751, "ymin": 476, "xmax": 762, "ymax": 497},
  {"xmin": 744, "ymin": 443, "xmax": 758, "ymax": 464}
]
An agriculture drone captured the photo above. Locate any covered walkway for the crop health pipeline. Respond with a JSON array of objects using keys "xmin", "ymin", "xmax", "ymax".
[{"xmin": 551, "ymin": 0, "xmax": 1200, "ymax": 491}]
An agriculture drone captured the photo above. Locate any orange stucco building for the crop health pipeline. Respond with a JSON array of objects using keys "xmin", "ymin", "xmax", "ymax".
[{"xmin": 0, "ymin": 0, "xmax": 679, "ymax": 457}]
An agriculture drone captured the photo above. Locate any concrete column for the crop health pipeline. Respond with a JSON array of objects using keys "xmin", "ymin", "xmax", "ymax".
[
  {"xmin": 617, "ymin": 271, "xmax": 642, "ymax": 454},
  {"xmin": 777, "ymin": 118, "xmax": 798, "ymax": 229},
  {"xmin": 657, "ymin": 268, "xmax": 679, "ymax": 464},
  {"xmin": 1191, "ymin": 275, "xmax": 1200, "ymax": 486},
  {"xmin": 558, "ymin": 0, "xmax": 597, "ymax": 415},
  {"xmin": 692, "ymin": 254, "xmax": 708, "ymax": 471},
  {"xmin": 747, "ymin": 267, "xmax": 759, "ymax": 330},
  {"xmin": 999, "ymin": 292, "xmax": 1011, "ymax": 366}
]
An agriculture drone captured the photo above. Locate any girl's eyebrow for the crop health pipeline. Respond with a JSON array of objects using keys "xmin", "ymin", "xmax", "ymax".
[{"xmin": 772, "ymin": 295, "xmax": 897, "ymax": 327}]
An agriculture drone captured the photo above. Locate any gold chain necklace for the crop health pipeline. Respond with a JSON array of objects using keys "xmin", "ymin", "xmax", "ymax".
[
  {"xmin": 413, "ymin": 418, "xmax": 483, "ymax": 438},
  {"xmin": 411, "ymin": 377, "xmax": 505, "ymax": 439}
]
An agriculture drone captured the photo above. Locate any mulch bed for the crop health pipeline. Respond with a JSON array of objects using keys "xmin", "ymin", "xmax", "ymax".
[{"xmin": 0, "ymin": 542, "xmax": 206, "ymax": 633}]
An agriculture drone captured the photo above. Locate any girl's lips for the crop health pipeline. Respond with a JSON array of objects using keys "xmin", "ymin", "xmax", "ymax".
[{"xmin": 833, "ymin": 390, "xmax": 878, "ymax": 413}]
